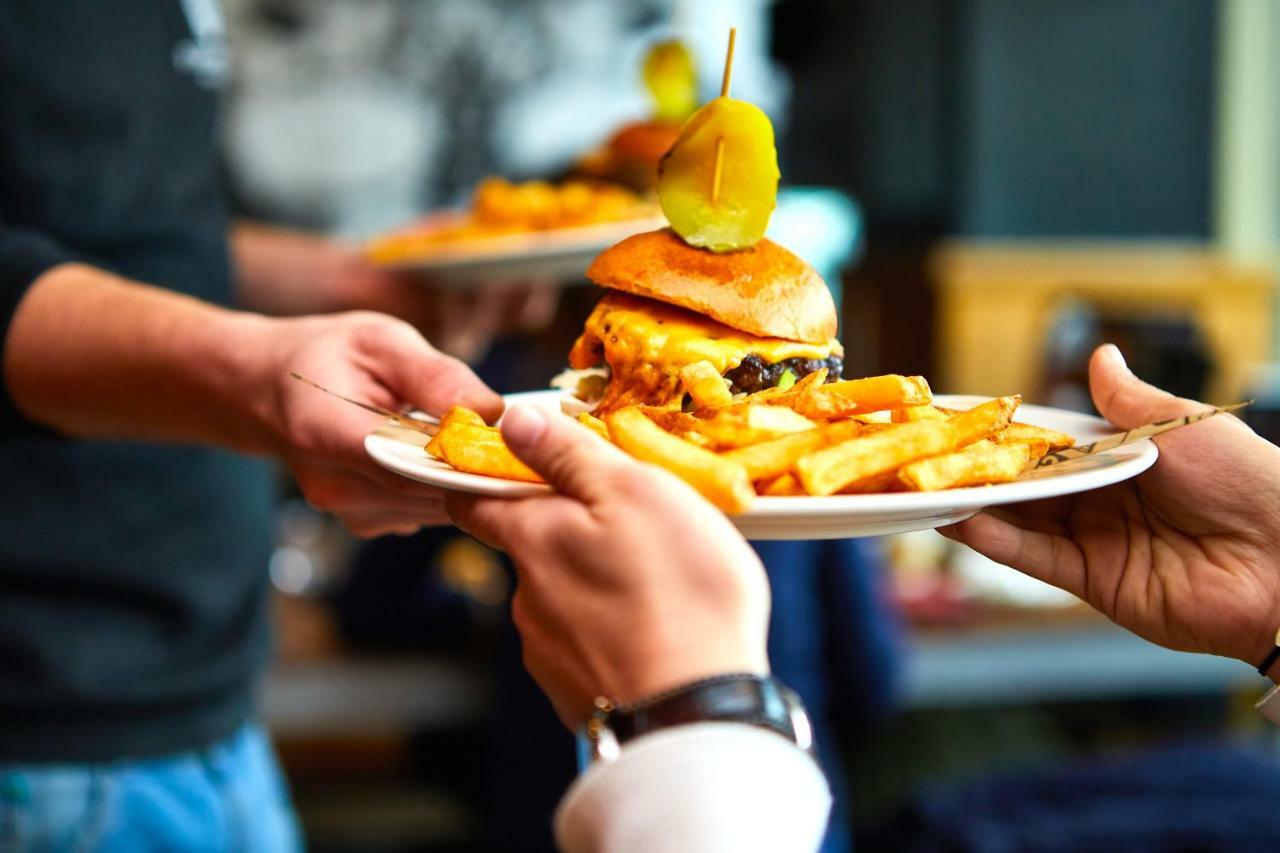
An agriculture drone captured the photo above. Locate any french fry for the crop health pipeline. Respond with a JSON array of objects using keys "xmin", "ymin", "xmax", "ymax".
[
  {"xmin": 892, "ymin": 404, "xmax": 949, "ymax": 423},
  {"xmin": 759, "ymin": 473, "xmax": 805, "ymax": 496},
  {"xmin": 1003, "ymin": 436, "xmax": 1051, "ymax": 462},
  {"xmin": 723, "ymin": 418, "xmax": 862, "ymax": 481},
  {"xmin": 839, "ymin": 470, "xmax": 904, "ymax": 494},
  {"xmin": 946, "ymin": 396, "xmax": 1021, "ymax": 446},
  {"xmin": 899, "ymin": 440, "xmax": 1031, "ymax": 491},
  {"xmin": 680, "ymin": 361, "xmax": 735, "ymax": 408},
  {"xmin": 743, "ymin": 405, "xmax": 817, "ymax": 435},
  {"xmin": 767, "ymin": 368, "xmax": 829, "ymax": 406},
  {"xmin": 428, "ymin": 405, "xmax": 492, "ymax": 458},
  {"xmin": 792, "ymin": 374, "xmax": 931, "ymax": 419},
  {"xmin": 577, "ymin": 412, "xmax": 611, "ymax": 441},
  {"xmin": 440, "ymin": 405, "xmax": 487, "ymax": 429},
  {"xmin": 995, "ymin": 422, "xmax": 1075, "ymax": 451},
  {"xmin": 643, "ymin": 405, "xmax": 814, "ymax": 451},
  {"xmin": 434, "ymin": 424, "xmax": 544, "ymax": 483},
  {"xmin": 704, "ymin": 367, "xmax": 829, "ymax": 415},
  {"xmin": 606, "ymin": 407, "xmax": 756, "ymax": 514},
  {"xmin": 795, "ymin": 420, "xmax": 960, "ymax": 496}
]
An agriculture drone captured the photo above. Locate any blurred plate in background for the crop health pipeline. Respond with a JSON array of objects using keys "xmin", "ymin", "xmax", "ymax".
[{"xmin": 365, "ymin": 215, "xmax": 666, "ymax": 286}]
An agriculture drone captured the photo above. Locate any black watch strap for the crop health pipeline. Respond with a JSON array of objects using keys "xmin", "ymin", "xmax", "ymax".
[{"xmin": 603, "ymin": 673, "xmax": 812, "ymax": 753}]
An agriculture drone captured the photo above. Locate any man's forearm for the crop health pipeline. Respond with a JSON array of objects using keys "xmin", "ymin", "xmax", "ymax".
[
  {"xmin": 3, "ymin": 263, "xmax": 279, "ymax": 453},
  {"xmin": 231, "ymin": 221, "xmax": 350, "ymax": 316}
]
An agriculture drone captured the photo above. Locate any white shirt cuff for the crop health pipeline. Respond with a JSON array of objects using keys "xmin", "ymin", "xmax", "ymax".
[{"xmin": 555, "ymin": 722, "xmax": 832, "ymax": 853}]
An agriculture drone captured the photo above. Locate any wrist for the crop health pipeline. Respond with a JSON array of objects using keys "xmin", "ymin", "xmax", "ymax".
[
  {"xmin": 202, "ymin": 310, "xmax": 293, "ymax": 456},
  {"xmin": 619, "ymin": 644, "xmax": 769, "ymax": 706},
  {"xmin": 578, "ymin": 673, "xmax": 812, "ymax": 770}
]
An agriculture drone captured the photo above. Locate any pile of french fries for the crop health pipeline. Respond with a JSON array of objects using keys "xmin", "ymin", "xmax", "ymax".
[{"xmin": 426, "ymin": 366, "xmax": 1075, "ymax": 515}]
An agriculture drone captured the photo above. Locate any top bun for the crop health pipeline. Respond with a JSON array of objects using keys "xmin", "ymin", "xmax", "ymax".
[{"xmin": 586, "ymin": 228, "xmax": 837, "ymax": 344}]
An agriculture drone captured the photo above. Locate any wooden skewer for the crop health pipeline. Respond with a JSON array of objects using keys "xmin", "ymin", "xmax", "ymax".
[
  {"xmin": 720, "ymin": 27, "xmax": 737, "ymax": 97},
  {"xmin": 711, "ymin": 27, "xmax": 737, "ymax": 205},
  {"xmin": 289, "ymin": 371, "xmax": 440, "ymax": 436},
  {"xmin": 711, "ymin": 138, "xmax": 726, "ymax": 204}
]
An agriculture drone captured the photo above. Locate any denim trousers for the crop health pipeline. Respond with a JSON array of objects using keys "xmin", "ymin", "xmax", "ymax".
[{"xmin": 0, "ymin": 724, "xmax": 301, "ymax": 853}]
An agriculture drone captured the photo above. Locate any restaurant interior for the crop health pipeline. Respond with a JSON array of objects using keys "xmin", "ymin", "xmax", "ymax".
[{"xmin": 214, "ymin": 0, "xmax": 1280, "ymax": 850}]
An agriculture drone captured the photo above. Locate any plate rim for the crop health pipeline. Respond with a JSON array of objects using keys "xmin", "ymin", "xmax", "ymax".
[
  {"xmin": 365, "ymin": 390, "xmax": 1158, "ymax": 520},
  {"xmin": 368, "ymin": 215, "xmax": 666, "ymax": 272}
]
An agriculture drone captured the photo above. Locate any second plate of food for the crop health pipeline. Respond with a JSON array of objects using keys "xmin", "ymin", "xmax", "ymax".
[{"xmin": 365, "ymin": 391, "xmax": 1157, "ymax": 540}]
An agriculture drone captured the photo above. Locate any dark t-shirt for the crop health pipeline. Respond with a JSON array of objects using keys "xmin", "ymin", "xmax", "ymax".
[{"xmin": 0, "ymin": 1, "xmax": 273, "ymax": 761}]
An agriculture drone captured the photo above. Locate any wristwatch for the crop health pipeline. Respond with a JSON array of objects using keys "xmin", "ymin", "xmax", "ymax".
[{"xmin": 576, "ymin": 673, "xmax": 815, "ymax": 770}]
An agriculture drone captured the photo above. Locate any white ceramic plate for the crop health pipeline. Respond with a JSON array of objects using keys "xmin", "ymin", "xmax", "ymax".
[
  {"xmin": 367, "ymin": 216, "xmax": 666, "ymax": 286},
  {"xmin": 365, "ymin": 391, "xmax": 1158, "ymax": 540}
]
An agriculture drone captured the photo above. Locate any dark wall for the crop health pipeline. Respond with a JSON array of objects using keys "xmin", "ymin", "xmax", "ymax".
[{"xmin": 774, "ymin": 0, "xmax": 1216, "ymax": 240}]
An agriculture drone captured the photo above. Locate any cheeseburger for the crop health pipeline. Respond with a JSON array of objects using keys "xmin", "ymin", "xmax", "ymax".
[{"xmin": 561, "ymin": 227, "xmax": 843, "ymax": 416}]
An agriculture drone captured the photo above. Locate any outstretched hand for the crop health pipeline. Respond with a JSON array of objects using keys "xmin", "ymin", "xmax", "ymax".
[
  {"xmin": 447, "ymin": 406, "xmax": 771, "ymax": 728},
  {"xmin": 941, "ymin": 344, "xmax": 1280, "ymax": 677},
  {"xmin": 262, "ymin": 312, "xmax": 504, "ymax": 538}
]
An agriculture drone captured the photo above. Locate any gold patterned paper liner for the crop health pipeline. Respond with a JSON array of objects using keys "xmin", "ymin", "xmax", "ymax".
[{"xmin": 1027, "ymin": 401, "xmax": 1251, "ymax": 472}]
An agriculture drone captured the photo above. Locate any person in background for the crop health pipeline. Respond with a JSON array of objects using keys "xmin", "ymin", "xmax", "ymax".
[
  {"xmin": 449, "ymin": 342, "xmax": 1280, "ymax": 851},
  {"xmin": 0, "ymin": 3, "xmax": 537, "ymax": 848}
]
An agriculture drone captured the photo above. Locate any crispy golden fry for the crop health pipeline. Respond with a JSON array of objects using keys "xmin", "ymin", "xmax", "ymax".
[
  {"xmin": 891, "ymin": 405, "xmax": 949, "ymax": 423},
  {"xmin": 743, "ymin": 405, "xmax": 817, "ymax": 434},
  {"xmin": 898, "ymin": 440, "xmax": 1031, "ymax": 491},
  {"xmin": 606, "ymin": 407, "xmax": 755, "ymax": 514},
  {"xmin": 1005, "ymin": 437, "xmax": 1051, "ymax": 462},
  {"xmin": 792, "ymin": 374, "xmax": 931, "ymax": 420},
  {"xmin": 852, "ymin": 420, "xmax": 898, "ymax": 433},
  {"xmin": 440, "ymin": 405, "xmax": 488, "ymax": 429},
  {"xmin": 765, "ymin": 368, "xmax": 829, "ymax": 406},
  {"xmin": 430, "ymin": 407, "xmax": 488, "ymax": 455},
  {"xmin": 577, "ymin": 412, "xmax": 611, "ymax": 441},
  {"xmin": 839, "ymin": 471, "xmax": 904, "ymax": 494},
  {"xmin": 946, "ymin": 396, "xmax": 1021, "ymax": 446},
  {"xmin": 680, "ymin": 361, "xmax": 735, "ymax": 409},
  {"xmin": 723, "ymin": 418, "xmax": 862, "ymax": 481},
  {"xmin": 434, "ymin": 424, "xmax": 544, "ymax": 483},
  {"xmin": 427, "ymin": 412, "xmax": 496, "ymax": 458},
  {"xmin": 795, "ymin": 396, "xmax": 1018, "ymax": 496},
  {"xmin": 759, "ymin": 473, "xmax": 805, "ymax": 497},
  {"xmin": 796, "ymin": 421, "xmax": 958, "ymax": 496},
  {"xmin": 995, "ymin": 422, "xmax": 1076, "ymax": 452},
  {"xmin": 642, "ymin": 405, "xmax": 814, "ymax": 451},
  {"xmin": 703, "ymin": 368, "xmax": 829, "ymax": 415}
]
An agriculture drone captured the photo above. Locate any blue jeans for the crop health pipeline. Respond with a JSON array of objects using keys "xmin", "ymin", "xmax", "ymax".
[{"xmin": 0, "ymin": 725, "xmax": 301, "ymax": 853}]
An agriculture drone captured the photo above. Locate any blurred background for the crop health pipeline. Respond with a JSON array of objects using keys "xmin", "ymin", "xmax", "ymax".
[{"xmin": 221, "ymin": 0, "xmax": 1280, "ymax": 850}]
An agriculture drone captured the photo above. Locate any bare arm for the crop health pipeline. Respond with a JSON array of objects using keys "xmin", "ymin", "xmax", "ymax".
[
  {"xmin": 230, "ymin": 221, "xmax": 352, "ymax": 317},
  {"xmin": 3, "ymin": 262, "xmax": 503, "ymax": 538},
  {"xmin": 229, "ymin": 220, "xmax": 562, "ymax": 361},
  {"xmin": 5, "ymin": 263, "xmax": 279, "ymax": 451}
]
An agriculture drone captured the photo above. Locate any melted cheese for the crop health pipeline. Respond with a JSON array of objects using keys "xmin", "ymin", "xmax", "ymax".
[{"xmin": 569, "ymin": 293, "xmax": 841, "ymax": 412}]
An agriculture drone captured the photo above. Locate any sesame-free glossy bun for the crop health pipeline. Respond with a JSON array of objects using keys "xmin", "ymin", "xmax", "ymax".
[{"xmin": 585, "ymin": 228, "xmax": 837, "ymax": 344}]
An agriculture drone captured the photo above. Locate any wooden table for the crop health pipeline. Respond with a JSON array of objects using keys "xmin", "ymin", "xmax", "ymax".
[{"xmin": 931, "ymin": 242, "xmax": 1274, "ymax": 402}]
